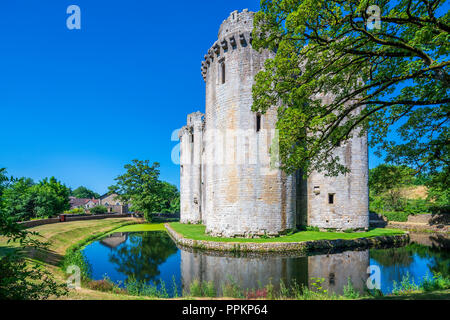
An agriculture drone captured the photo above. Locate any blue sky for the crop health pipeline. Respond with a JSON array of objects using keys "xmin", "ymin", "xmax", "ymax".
[{"xmin": 0, "ymin": 0, "xmax": 384, "ymax": 194}]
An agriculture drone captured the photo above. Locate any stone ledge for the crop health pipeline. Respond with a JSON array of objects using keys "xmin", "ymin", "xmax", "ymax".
[{"xmin": 164, "ymin": 224, "xmax": 410, "ymax": 254}]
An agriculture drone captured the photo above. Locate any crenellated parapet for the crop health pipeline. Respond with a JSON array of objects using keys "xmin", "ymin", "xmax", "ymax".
[{"xmin": 201, "ymin": 9, "xmax": 254, "ymax": 81}]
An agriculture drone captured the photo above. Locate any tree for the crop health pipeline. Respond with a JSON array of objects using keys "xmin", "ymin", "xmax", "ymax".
[
  {"xmin": 0, "ymin": 172, "xmax": 67, "ymax": 299},
  {"xmin": 109, "ymin": 160, "xmax": 180, "ymax": 222},
  {"xmin": 0, "ymin": 168, "xmax": 9, "ymax": 196},
  {"xmin": 369, "ymin": 164, "xmax": 416, "ymax": 211},
  {"xmin": 252, "ymin": 0, "xmax": 449, "ymax": 177},
  {"xmin": 369, "ymin": 164, "xmax": 416, "ymax": 194},
  {"xmin": 159, "ymin": 181, "xmax": 181, "ymax": 214},
  {"xmin": 3, "ymin": 177, "xmax": 71, "ymax": 221},
  {"xmin": 71, "ymin": 186, "xmax": 100, "ymax": 199}
]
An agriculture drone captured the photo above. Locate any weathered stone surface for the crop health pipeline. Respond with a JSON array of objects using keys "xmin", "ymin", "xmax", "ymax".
[{"xmin": 180, "ymin": 9, "xmax": 370, "ymax": 237}]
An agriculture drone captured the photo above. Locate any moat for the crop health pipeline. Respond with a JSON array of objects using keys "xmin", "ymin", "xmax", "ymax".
[{"xmin": 82, "ymin": 231, "xmax": 449, "ymax": 297}]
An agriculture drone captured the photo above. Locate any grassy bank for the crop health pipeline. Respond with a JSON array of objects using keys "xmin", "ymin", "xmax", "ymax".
[
  {"xmin": 168, "ymin": 223, "xmax": 405, "ymax": 243},
  {"xmin": 0, "ymin": 218, "xmax": 156, "ymax": 300}
]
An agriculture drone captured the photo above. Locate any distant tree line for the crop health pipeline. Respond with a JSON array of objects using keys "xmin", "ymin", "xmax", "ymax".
[{"xmin": 0, "ymin": 161, "xmax": 180, "ymax": 223}]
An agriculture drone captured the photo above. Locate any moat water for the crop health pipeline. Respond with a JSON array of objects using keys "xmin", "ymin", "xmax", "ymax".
[{"xmin": 82, "ymin": 231, "xmax": 449, "ymax": 297}]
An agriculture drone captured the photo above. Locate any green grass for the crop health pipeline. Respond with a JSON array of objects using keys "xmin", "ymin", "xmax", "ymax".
[
  {"xmin": 110, "ymin": 223, "xmax": 166, "ymax": 233},
  {"xmin": 168, "ymin": 223, "xmax": 405, "ymax": 243}
]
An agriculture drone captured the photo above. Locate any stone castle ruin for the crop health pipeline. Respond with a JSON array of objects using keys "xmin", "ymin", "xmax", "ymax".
[{"xmin": 179, "ymin": 10, "xmax": 369, "ymax": 237}]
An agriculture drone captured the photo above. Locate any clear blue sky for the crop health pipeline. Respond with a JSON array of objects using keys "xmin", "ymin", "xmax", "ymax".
[{"xmin": 0, "ymin": 0, "xmax": 384, "ymax": 195}]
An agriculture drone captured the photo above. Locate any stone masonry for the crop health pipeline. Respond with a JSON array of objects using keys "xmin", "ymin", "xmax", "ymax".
[{"xmin": 179, "ymin": 10, "xmax": 369, "ymax": 237}]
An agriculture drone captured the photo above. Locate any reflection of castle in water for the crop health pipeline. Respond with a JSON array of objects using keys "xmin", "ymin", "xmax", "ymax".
[
  {"xmin": 100, "ymin": 233, "xmax": 128, "ymax": 249},
  {"xmin": 181, "ymin": 249, "xmax": 369, "ymax": 295}
]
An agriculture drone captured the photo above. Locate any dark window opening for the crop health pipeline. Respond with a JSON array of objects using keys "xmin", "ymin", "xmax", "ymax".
[
  {"xmin": 328, "ymin": 194, "xmax": 335, "ymax": 204},
  {"xmin": 221, "ymin": 62, "xmax": 226, "ymax": 84},
  {"xmin": 329, "ymin": 273, "xmax": 335, "ymax": 285},
  {"xmin": 256, "ymin": 114, "xmax": 261, "ymax": 132},
  {"xmin": 191, "ymin": 134, "xmax": 194, "ymax": 143}
]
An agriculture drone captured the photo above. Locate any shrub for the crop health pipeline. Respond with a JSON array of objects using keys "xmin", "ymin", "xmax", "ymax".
[
  {"xmin": 381, "ymin": 211, "xmax": 410, "ymax": 222},
  {"xmin": 87, "ymin": 276, "xmax": 124, "ymax": 294},
  {"xmin": 64, "ymin": 207, "xmax": 85, "ymax": 215},
  {"xmin": 90, "ymin": 205, "xmax": 108, "ymax": 215},
  {"xmin": 392, "ymin": 273, "xmax": 419, "ymax": 295},
  {"xmin": 430, "ymin": 204, "xmax": 450, "ymax": 215},
  {"xmin": 403, "ymin": 199, "xmax": 431, "ymax": 215},
  {"xmin": 420, "ymin": 273, "xmax": 450, "ymax": 292}
]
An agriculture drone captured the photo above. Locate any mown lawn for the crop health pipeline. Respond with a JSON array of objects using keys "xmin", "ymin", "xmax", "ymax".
[
  {"xmin": 111, "ymin": 223, "xmax": 166, "ymax": 233},
  {"xmin": 168, "ymin": 222, "xmax": 405, "ymax": 243}
]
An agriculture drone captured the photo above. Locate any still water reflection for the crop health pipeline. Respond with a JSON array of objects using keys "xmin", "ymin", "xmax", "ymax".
[{"xmin": 82, "ymin": 231, "xmax": 449, "ymax": 297}]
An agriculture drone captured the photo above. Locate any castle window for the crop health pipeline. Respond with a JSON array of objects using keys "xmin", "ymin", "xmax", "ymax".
[
  {"xmin": 256, "ymin": 113, "xmax": 261, "ymax": 132},
  {"xmin": 221, "ymin": 62, "xmax": 226, "ymax": 84},
  {"xmin": 191, "ymin": 134, "xmax": 194, "ymax": 143},
  {"xmin": 328, "ymin": 194, "xmax": 335, "ymax": 204}
]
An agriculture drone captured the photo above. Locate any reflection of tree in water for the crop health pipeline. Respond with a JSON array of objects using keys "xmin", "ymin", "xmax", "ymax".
[
  {"xmin": 370, "ymin": 247, "xmax": 414, "ymax": 267},
  {"xmin": 370, "ymin": 242, "xmax": 450, "ymax": 277},
  {"xmin": 108, "ymin": 232, "xmax": 178, "ymax": 284}
]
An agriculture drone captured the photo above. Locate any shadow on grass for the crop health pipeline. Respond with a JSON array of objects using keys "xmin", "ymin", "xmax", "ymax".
[{"xmin": 23, "ymin": 247, "xmax": 64, "ymax": 267}]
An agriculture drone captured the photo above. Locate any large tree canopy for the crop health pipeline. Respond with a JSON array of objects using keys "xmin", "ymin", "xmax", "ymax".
[
  {"xmin": 109, "ymin": 160, "xmax": 180, "ymax": 221},
  {"xmin": 252, "ymin": 0, "xmax": 449, "ymax": 177},
  {"xmin": 71, "ymin": 186, "xmax": 100, "ymax": 199}
]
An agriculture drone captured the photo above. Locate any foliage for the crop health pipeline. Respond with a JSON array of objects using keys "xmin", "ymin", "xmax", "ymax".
[
  {"xmin": 71, "ymin": 186, "xmax": 100, "ymax": 199},
  {"xmin": 343, "ymin": 277, "xmax": 361, "ymax": 299},
  {"xmin": 109, "ymin": 160, "xmax": 180, "ymax": 222},
  {"xmin": 252, "ymin": 0, "xmax": 449, "ymax": 177},
  {"xmin": 421, "ymin": 273, "xmax": 450, "ymax": 292},
  {"xmin": 380, "ymin": 211, "xmax": 410, "ymax": 222},
  {"xmin": 90, "ymin": 205, "xmax": 108, "ymax": 215},
  {"xmin": 0, "ymin": 184, "xmax": 67, "ymax": 299},
  {"xmin": 0, "ymin": 168, "xmax": 10, "ymax": 197},
  {"xmin": 125, "ymin": 277, "xmax": 170, "ymax": 298},
  {"xmin": 369, "ymin": 164, "xmax": 416, "ymax": 194},
  {"xmin": 392, "ymin": 272, "xmax": 420, "ymax": 295},
  {"xmin": 426, "ymin": 166, "xmax": 450, "ymax": 209},
  {"xmin": 189, "ymin": 279, "xmax": 216, "ymax": 298},
  {"xmin": 2, "ymin": 176, "xmax": 70, "ymax": 221},
  {"xmin": 221, "ymin": 278, "xmax": 245, "ymax": 299},
  {"xmin": 62, "ymin": 249, "xmax": 92, "ymax": 281},
  {"xmin": 368, "ymin": 164, "xmax": 444, "ymax": 217},
  {"xmin": 64, "ymin": 207, "xmax": 86, "ymax": 215}
]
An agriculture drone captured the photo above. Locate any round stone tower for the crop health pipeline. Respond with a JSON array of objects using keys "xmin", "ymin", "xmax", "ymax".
[
  {"xmin": 200, "ymin": 10, "xmax": 297, "ymax": 237},
  {"xmin": 179, "ymin": 9, "xmax": 369, "ymax": 237}
]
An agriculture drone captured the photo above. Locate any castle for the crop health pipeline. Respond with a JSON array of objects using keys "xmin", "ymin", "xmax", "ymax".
[{"xmin": 179, "ymin": 10, "xmax": 369, "ymax": 237}]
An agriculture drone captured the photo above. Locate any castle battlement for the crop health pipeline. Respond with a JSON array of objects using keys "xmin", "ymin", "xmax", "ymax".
[{"xmin": 201, "ymin": 10, "xmax": 255, "ymax": 81}]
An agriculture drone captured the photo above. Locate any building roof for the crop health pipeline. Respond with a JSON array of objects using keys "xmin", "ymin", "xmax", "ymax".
[{"xmin": 69, "ymin": 197, "xmax": 99, "ymax": 208}]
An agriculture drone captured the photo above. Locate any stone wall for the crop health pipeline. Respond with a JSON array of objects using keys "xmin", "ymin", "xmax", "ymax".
[{"xmin": 179, "ymin": 112, "xmax": 204, "ymax": 224}]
